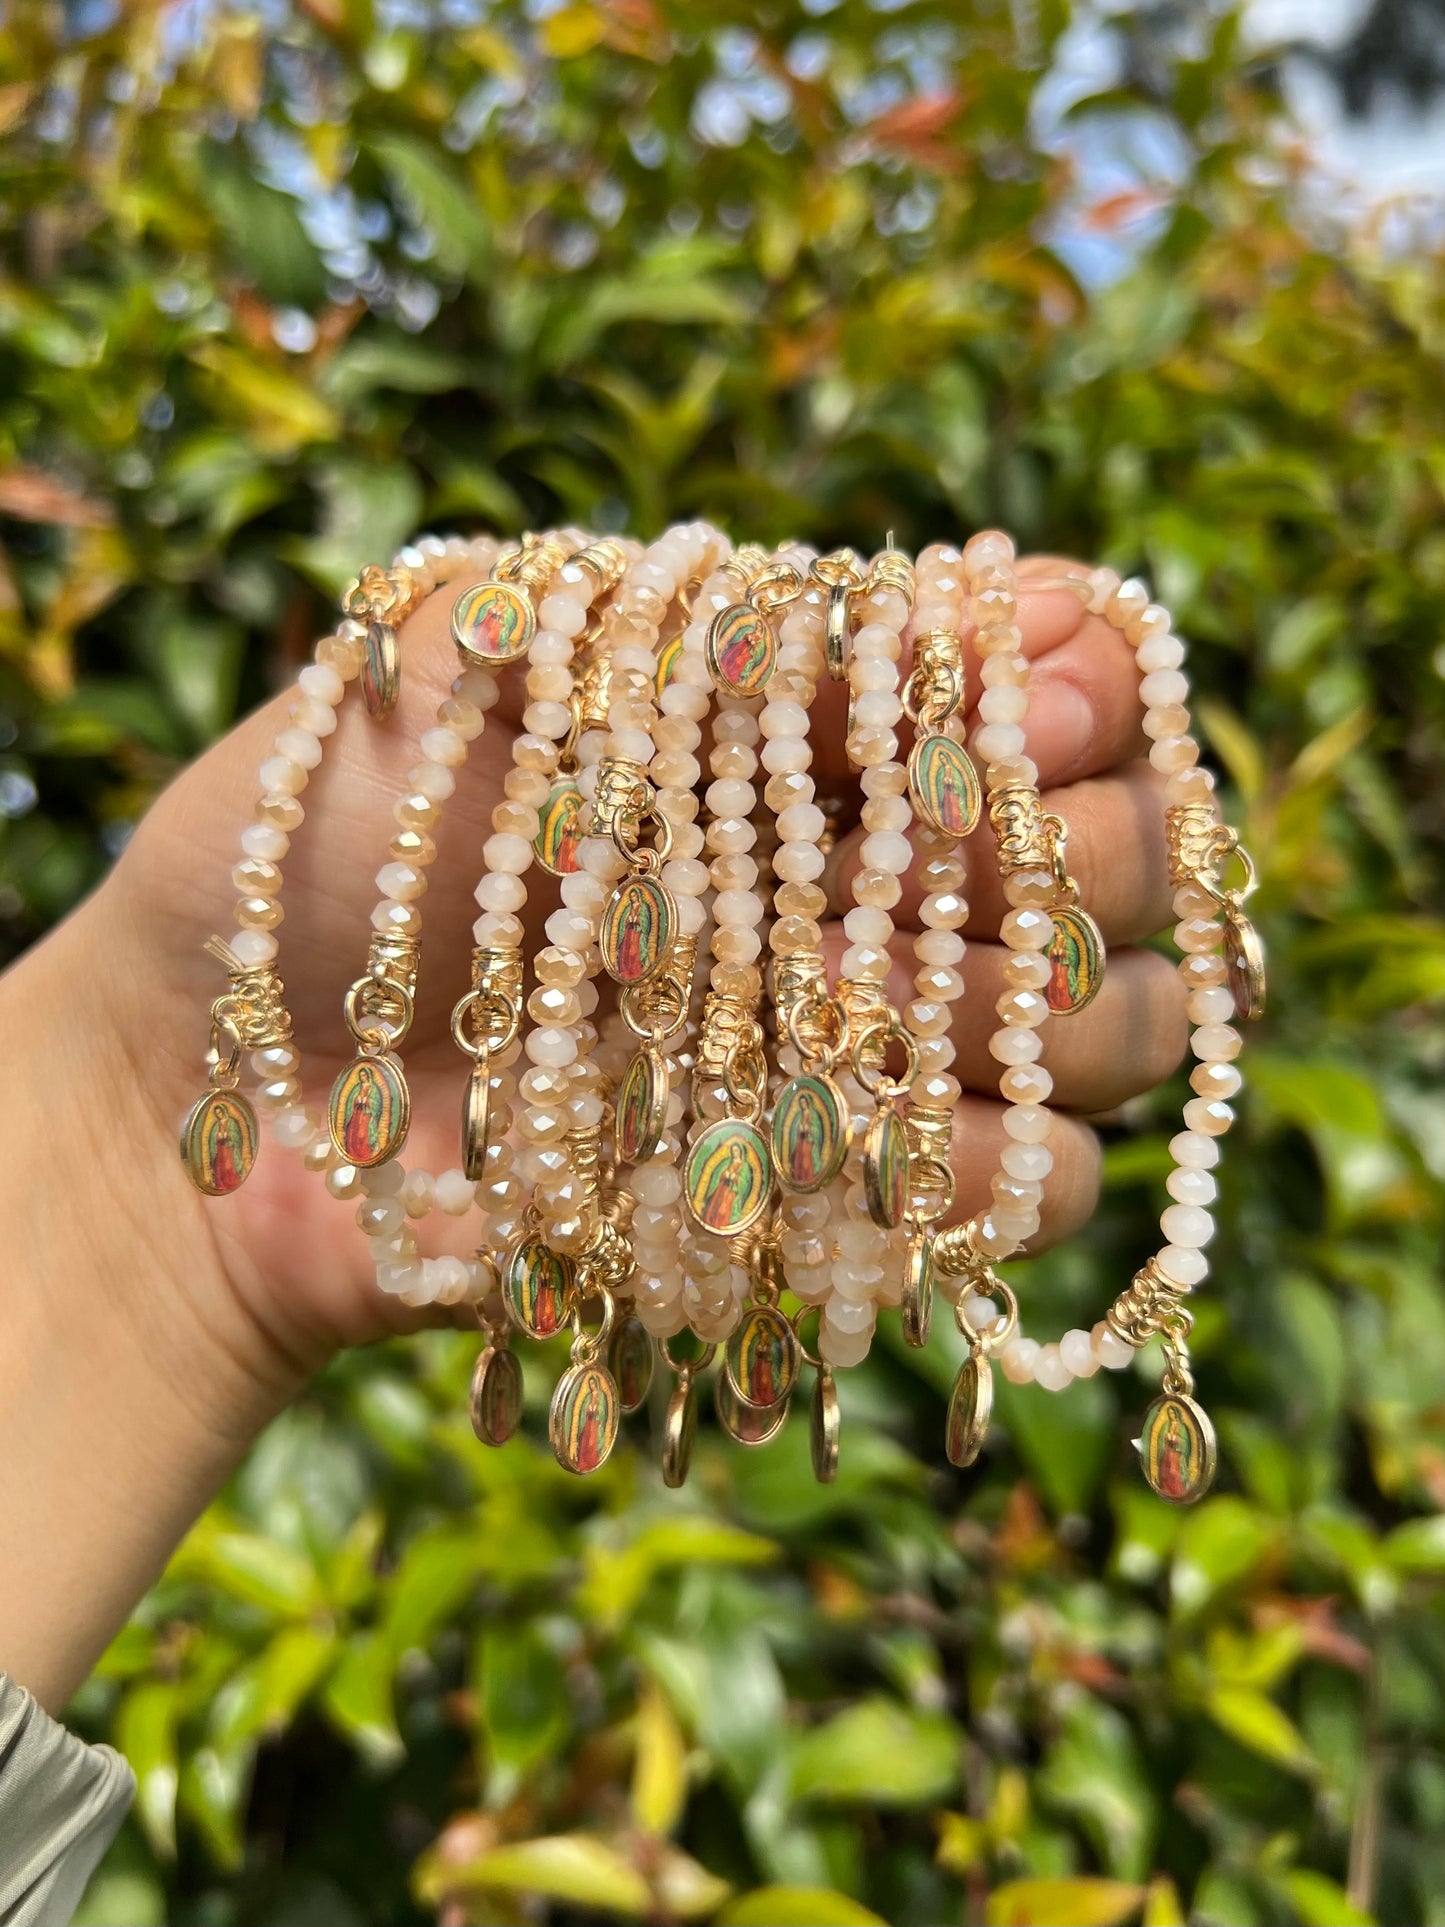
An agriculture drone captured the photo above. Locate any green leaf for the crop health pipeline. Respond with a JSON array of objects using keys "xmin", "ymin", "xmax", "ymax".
[
  {"xmin": 1171, "ymin": 1498, "xmax": 1280, "ymax": 1619},
  {"xmin": 1202, "ymin": 1685, "xmax": 1317, "ymax": 1776},
  {"xmin": 986, "ymin": 1878, "xmax": 1145, "ymax": 1926},
  {"xmin": 718, "ymin": 1888, "xmax": 888, "ymax": 1927},
  {"xmin": 651, "ymin": 1842, "xmax": 732, "ymax": 1921},
  {"xmin": 116, "ymin": 1681, "xmax": 180, "ymax": 1859},
  {"xmin": 171, "ymin": 1524, "xmax": 321, "ymax": 1618},
  {"xmin": 631, "ymin": 1677, "xmax": 689, "ymax": 1837},
  {"xmin": 1249, "ymin": 1053, "xmax": 1409, "ymax": 1227},
  {"xmin": 381, "ymin": 1523, "xmax": 485, "ymax": 1658},
  {"xmin": 368, "ymin": 135, "xmax": 492, "ymax": 282},
  {"xmin": 478, "ymin": 1618, "xmax": 571, "ymax": 1796},
  {"xmin": 790, "ymin": 1697, "xmax": 959, "ymax": 1806},
  {"xmin": 415, "ymin": 1834, "xmax": 651, "ymax": 1915},
  {"xmin": 179, "ymin": 1741, "xmax": 252, "ymax": 1873},
  {"xmin": 1273, "ymin": 1869, "xmax": 1374, "ymax": 1926},
  {"xmin": 578, "ymin": 1514, "xmax": 777, "ymax": 1628},
  {"xmin": 320, "ymin": 1631, "xmax": 403, "ymax": 1768},
  {"xmin": 1038, "ymin": 1697, "xmax": 1155, "ymax": 1880},
  {"xmin": 993, "ymin": 1370, "xmax": 1115, "ymax": 1515}
]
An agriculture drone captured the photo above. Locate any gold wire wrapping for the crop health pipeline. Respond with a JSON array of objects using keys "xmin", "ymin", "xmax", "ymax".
[
  {"xmin": 1107, "ymin": 1256, "xmax": 1195, "ymax": 1350},
  {"xmin": 1166, "ymin": 801, "xmax": 1230, "ymax": 888},
  {"xmin": 988, "ymin": 783, "xmax": 1057, "ymax": 874}
]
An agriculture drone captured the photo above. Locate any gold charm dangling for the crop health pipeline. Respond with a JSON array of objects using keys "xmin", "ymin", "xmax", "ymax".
[
  {"xmin": 468, "ymin": 1255, "xmax": 524, "ymax": 1449},
  {"xmin": 792, "ymin": 1306, "xmax": 840, "ymax": 1484},
  {"xmin": 549, "ymin": 1289, "xmax": 621, "ymax": 1477},
  {"xmin": 614, "ymin": 933, "xmax": 695, "ymax": 1167},
  {"xmin": 684, "ymin": 1117, "xmax": 773, "ymax": 1234},
  {"xmin": 181, "ymin": 1012, "xmax": 259, "ymax": 1197},
  {"xmin": 451, "ymin": 579, "xmax": 538, "ymax": 666},
  {"xmin": 904, "ymin": 628, "xmax": 982, "ymax": 839},
  {"xmin": 451, "ymin": 946, "xmax": 522, "ymax": 1178},
  {"xmin": 724, "ymin": 1302, "xmax": 800, "ymax": 1411},
  {"xmin": 504, "ymin": 1230, "xmax": 576, "ymax": 1340},
  {"xmin": 810, "ymin": 1368, "xmax": 840, "ymax": 1484},
  {"xmin": 705, "ymin": 557, "xmax": 803, "ymax": 699},
  {"xmin": 719, "ymin": 1226, "xmax": 799, "ymax": 1430},
  {"xmin": 808, "ymin": 548, "xmax": 863, "ymax": 683},
  {"xmin": 594, "ymin": 756, "xmax": 677, "ymax": 988},
  {"xmin": 659, "ymin": 1335, "xmax": 714, "ymax": 1488},
  {"xmin": 989, "ymin": 786, "xmax": 1106, "ymax": 1014},
  {"xmin": 943, "ymin": 1276, "xmax": 1018, "ymax": 1470},
  {"xmin": 182, "ymin": 937, "xmax": 295, "ymax": 1196},
  {"xmin": 772, "ymin": 982, "xmax": 852, "ymax": 1195},
  {"xmin": 852, "ymin": 1016, "xmax": 917, "ymax": 1232},
  {"xmin": 900, "ymin": 1102, "xmax": 954, "ymax": 1351},
  {"xmin": 1135, "ymin": 1319, "xmax": 1217, "ymax": 1505},
  {"xmin": 535, "ymin": 774, "xmax": 588, "ymax": 877},
  {"xmin": 608, "ymin": 1313, "xmax": 655, "ymax": 1415},
  {"xmin": 1039, "ymin": 815, "xmax": 1105, "ymax": 1015},
  {"xmin": 329, "ymin": 963, "xmax": 415, "ymax": 1167},
  {"xmin": 341, "ymin": 560, "xmax": 416, "ymax": 720},
  {"xmin": 1166, "ymin": 809, "xmax": 1266, "ymax": 1023},
  {"xmin": 469, "ymin": 1339, "xmax": 524, "ymax": 1447},
  {"xmin": 715, "ymin": 1371, "xmax": 791, "ymax": 1444},
  {"xmin": 902, "ymin": 1226, "xmax": 936, "ymax": 1350}
]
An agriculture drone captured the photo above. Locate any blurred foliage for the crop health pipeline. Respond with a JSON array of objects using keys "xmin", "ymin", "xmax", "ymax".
[{"xmin": 3, "ymin": 0, "xmax": 1445, "ymax": 1922}]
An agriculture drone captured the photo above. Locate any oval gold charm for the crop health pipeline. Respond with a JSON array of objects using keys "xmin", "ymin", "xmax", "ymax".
[
  {"xmin": 862, "ymin": 1106, "xmax": 910, "ymax": 1230},
  {"xmin": 614, "ymin": 1047, "xmax": 669, "ymax": 1165},
  {"xmin": 661, "ymin": 1371, "xmax": 699, "ymax": 1488},
  {"xmin": 451, "ymin": 579, "xmax": 536, "ymax": 664},
  {"xmin": 503, "ymin": 1237, "xmax": 574, "ymax": 1339},
  {"xmin": 468, "ymin": 1344, "xmax": 523, "ymax": 1447},
  {"xmin": 549, "ymin": 1361, "xmax": 620, "ymax": 1475},
  {"xmin": 654, "ymin": 628, "xmax": 685, "ymax": 695},
  {"xmin": 328, "ymin": 1053, "xmax": 410, "ymax": 1168},
  {"xmin": 361, "ymin": 619, "xmax": 399, "ymax": 720},
  {"xmin": 909, "ymin": 732, "xmax": 982, "ymax": 839},
  {"xmin": 724, "ymin": 1303, "xmax": 799, "ymax": 1410},
  {"xmin": 715, "ymin": 1371, "xmax": 790, "ymax": 1445},
  {"xmin": 1138, "ymin": 1391, "xmax": 1217, "ymax": 1504},
  {"xmin": 1045, "ymin": 905, "xmax": 1106, "ymax": 1014},
  {"xmin": 609, "ymin": 1314, "xmax": 655, "ymax": 1415},
  {"xmin": 810, "ymin": 1368, "xmax": 839, "ymax": 1484},
  {"xmin": 534, "ymin": 775, "xmax": 588, "ymax": 877},
  {"xmin": 181, "ymin": 1089, "xmax": 258, "ymax": 1196},
  {"xmin": 771, "ymin": 1073, "xmax": 849, "ymax": 1194},
  {"xmin": 683, "ymin": 1119, "xmax": 773, "ymax": 1235},
  {"xmin": 902, "ymin": 1227, "xmax": 934, "ymax": 1349},
  {"xmin": 945, "ymin": 1348, "xmax": 991, "ymax": 1468},
  {"xmin": 706, "ymin": 602, "xmax": 776, "ymax": 698},
  {"xmin": 600, "ymin": 874, "xmax": 676, "ymax": 986},
  {"xmin": 461, "ymin": 1059, "xmax": 491, "ymax": 1181},
  {"xmin": 1223, "ymin": 906, "xmax": 1266, "ymax": 1022}
]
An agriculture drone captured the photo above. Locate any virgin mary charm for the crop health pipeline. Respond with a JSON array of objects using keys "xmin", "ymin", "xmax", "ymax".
[
  {"xmin": 181, "ymin": 1090, "xmax": 258, "ymax": 1196},
  {"xmin": 549, "ymin": 1361, "xmax": 620, "ymax": 1475},
  {"xmin": 683, "ymin": 1119, "xmax": 773, "ymax": 1235},
  {"xmin": 1137, "ymin": 1391, "xmax": 1217, "ymax": 1504},
  {"xmin": 945, "ymin": 1348, "xmax": 992, "ymax": 1469},
  {"xmin": 328, "ymin": 1053, "xmax": 410, "ymax": 1167},
  {"xmin": 469, "ymin": 1344, "xmax": 523, "ymax": 1447}
]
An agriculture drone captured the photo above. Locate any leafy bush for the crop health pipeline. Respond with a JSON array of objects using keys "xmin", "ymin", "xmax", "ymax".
[{"xmin": 4, "ymin": 3, "xmax": 1445, "ymax": 1922}]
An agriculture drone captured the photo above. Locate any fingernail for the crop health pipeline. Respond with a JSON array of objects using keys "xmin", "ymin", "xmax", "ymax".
[{"xmin": 1025, "ymin": 677, "xmax": 1094, "ymax": 783}]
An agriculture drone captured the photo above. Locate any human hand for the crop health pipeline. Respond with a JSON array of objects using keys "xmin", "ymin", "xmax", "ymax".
[{"xmin": 0, "ymin": 548, "xmax": 1185, "ymax": 1706}]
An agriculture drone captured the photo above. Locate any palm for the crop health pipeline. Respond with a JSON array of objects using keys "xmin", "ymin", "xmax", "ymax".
[
  {"xmin": 99, "ymin": 561, "xmax": 1185, "ymax": 1381},
  {"xmin": 110, "ymin": 585, "xmax": 516, "ymax": 1364}
]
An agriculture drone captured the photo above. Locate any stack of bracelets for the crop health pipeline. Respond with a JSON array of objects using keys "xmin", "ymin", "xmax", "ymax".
[{"xmin": 179, "ymin": 524, "xmax": 1264, "ymax": 1504}]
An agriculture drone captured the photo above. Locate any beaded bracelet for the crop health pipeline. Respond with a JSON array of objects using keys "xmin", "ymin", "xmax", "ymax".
[{"xmin": 182, "ymin": 525, "xmax": 1264, "ymax": 1507}]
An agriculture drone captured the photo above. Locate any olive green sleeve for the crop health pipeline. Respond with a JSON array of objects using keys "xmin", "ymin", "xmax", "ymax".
[{"xmin": 0, "ymin": 1672, "xmax": 134, "ymax": 1927}]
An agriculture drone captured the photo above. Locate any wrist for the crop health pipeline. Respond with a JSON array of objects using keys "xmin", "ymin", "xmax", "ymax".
[{"xmin": 0, "ymin": 894, "xmax": 301, "ymax": 1710}]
